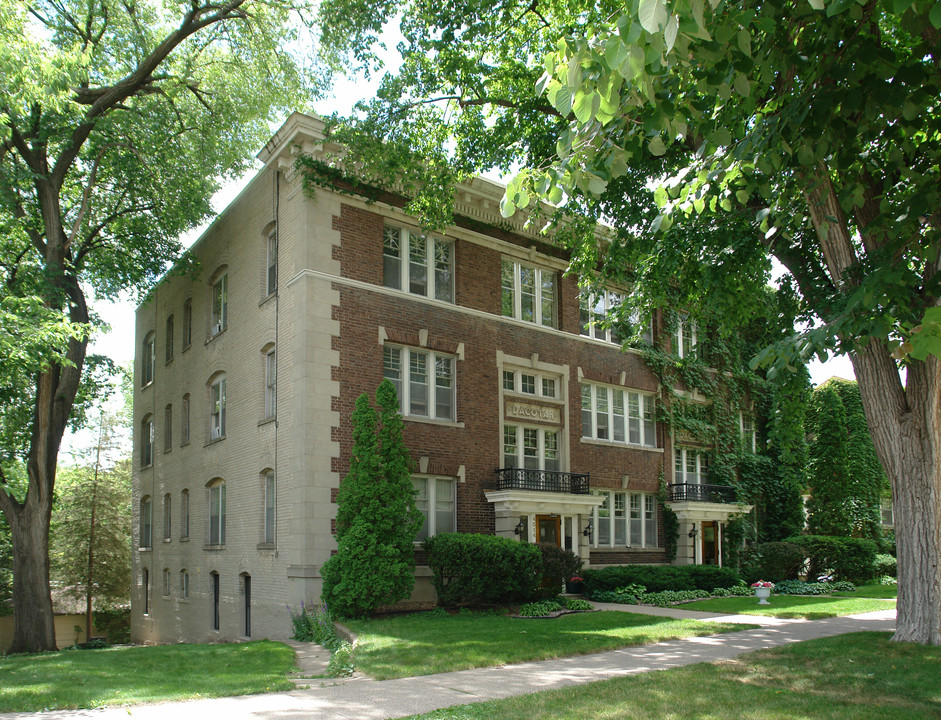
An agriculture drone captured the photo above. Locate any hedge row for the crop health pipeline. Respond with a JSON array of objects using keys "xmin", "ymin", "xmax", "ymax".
[
  {"xmin": 583, "ymin": 565, "xmax": 741, "ymax": 594},
  {"xmin": 784, "ymin": 535, "xmax": 878, "ymax": 584}
]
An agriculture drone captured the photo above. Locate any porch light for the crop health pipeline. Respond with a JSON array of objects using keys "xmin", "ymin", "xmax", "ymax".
[
  {"xmin": 582, "ymin": 519, "xmax": 593, "ymax": 541},
  {"xmin": 688, "ymin": 523, "xmax": 698, "ymax": 539},
  {"xmin": 514, "ymin": 518, "xmax": 526, "ymax": 535}
]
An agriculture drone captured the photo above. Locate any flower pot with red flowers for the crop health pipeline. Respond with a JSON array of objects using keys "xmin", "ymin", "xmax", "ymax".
[{"xmin": 751, "ymin": 580, "xmax": 774, "ymax": 604}]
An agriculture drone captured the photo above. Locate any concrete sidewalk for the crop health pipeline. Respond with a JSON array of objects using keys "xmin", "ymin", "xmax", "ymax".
[{"xmin": 1, "ymin": 608, "xmax": 896, "ymax": 720}]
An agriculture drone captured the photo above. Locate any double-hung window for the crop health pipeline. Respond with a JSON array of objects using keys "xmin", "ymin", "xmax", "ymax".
[
  {"xmin": 580, "ymin": 383, "xmax": 656, "ymax": 447},
  {"xmin": 140, "ymin": 496, "xmax": 153, "ymax": 549},
  {"xmin": 412, "ymin": 476, "xmax": 455, "ymax": 541},
  {"xmin": 181, "ymin": 394, "xmax": 190, "ymax": 445},
  {"xmin": 163, "ymin": 493, "xmax": 172, "ymax": 541},
  {"xmin": 142, "ymin": 333, "xmax": 155, "ymax": 386},
  {"xmin": 593, "ymin": 490, "xmax": 658, "ymax": 547},
  {"xmin": 740, "ymin": 413, "xmax": 756, "ymax": 452},
  {"xmin": 211, "ymin": 274, "xmax": 227, "ymax": 336},
  {"xmin": 141, "ymin": 416, "xmax": 154, "ymax": 467},
  {"xmin": 383, "ymin": 225, "xmax": 453, "ymax": 302},
  {"xmin": 182, "ymin": 300, "xmax": 193, "ymax": 349},
  {"xmin": 672, "ymin": 314, "xmax": 697, "ymax": 358},
  {"xmin": 501, "ymin": 259, "xmax": 556, "ymax": 327},
  {"xmin": 503, "ymin": 425, "xmax": 559, "ymax": 471},
  {"xmin": 383, "ymin": 346, "xmax": 455, "ymax": 421},
  {"xmin": 263, "ymin": 471, "xmax": 275, "ymax": 544},
  {"xmin": 210, "ymin": 377, "xmax": 226, "ymax": 440},
  {"xmin": 265, "ymin": 349, "xmax": 277, "ymax": 419},
  {"xmin": 208, "ymin": 481, "xmax": 226, "ymax": 546},
  {"xmin": 165, "ymin": 316, "xmax": 174, "ymax": 362},
  {"xmin": 674, "ymin": 447, "xmax": 709, "ymax": 484},
  {"xmin": 580, "ymin": 290, "xmax": 653, "ymax": 344},
  {"xmin": 267, "ymin": 229, "xmax": 278, "ymax": 295},
  {"xmin": 180, "ymin": 489, "xmax": 190, "ymax": 539}
]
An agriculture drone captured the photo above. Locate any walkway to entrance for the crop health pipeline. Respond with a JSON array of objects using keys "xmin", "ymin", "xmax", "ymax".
[{"xmin": 0, "ymin": 606, "xmax": 895, "ymax": 720}]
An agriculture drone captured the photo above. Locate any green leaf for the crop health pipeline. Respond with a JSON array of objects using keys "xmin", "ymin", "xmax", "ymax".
[
  {"xmin": 638, "ymin": 0, "xmax": 667, "ymax": 34},
  {"xmin": 733, "ymin": 72, "xmax": 751, "ymax": 97},
  {"xmin": 648, "ymin": 135, "xmax": 667, "ymax": 156},
  {"xmin": 932, "ymin": 2, "xmax": 941, "ymax": 29},
  {"xmin": 807, "ymin": 0, "xmax": 824, "ymax": 9},
  {"xmin": 664, "ymin": 15, "xmax": 679, "ymax": 53},
  {"xmin": 587, "ymin": 174, "xmax": 608, "ymax": 195}
]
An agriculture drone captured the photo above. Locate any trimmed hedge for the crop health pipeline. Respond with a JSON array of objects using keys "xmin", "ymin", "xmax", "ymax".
[
  {"xmin": 424, "ymin": 533, "xmax": 541, "ymax": 606},
  {"xmin": 785, "ymin": 535, "xmax": 878, "ymax": 583},
  {"xmin": 583, "ymin": 565, "xmax": 741, "ymax": 595},
  {"xmin": 740, "ymin": 541, "xmax": 805, "ymax": 583}
]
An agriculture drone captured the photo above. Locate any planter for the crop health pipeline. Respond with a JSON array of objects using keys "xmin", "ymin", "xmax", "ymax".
[
  {"xmin": 754, "ymin": 587, "xmax": 772, "ymax": 605},
  {"xmin": 566, "ymin": 580, "xmax": 585, "ymax": 594}
]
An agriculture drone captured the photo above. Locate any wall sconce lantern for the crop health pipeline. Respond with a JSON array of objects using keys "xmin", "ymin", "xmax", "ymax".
[
  {"xmin": 688, "ymin": 523, "xmax": 698, "ymax": 539},
  {"xmin": 514, "ymin": 518, "xmax": 526, "ymax": 536},
  {"xmin": 582, "ymin": 519, "xmax": 594, "ymax": 542}
]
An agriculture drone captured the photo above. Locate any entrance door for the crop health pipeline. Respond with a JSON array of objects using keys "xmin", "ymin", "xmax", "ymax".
[
  {"xmin": 536, "ymin": 515, "xmax": 561, "ymax": 546},
  {"xmin": 701, "ymin": 521, "xmax": 719, "ymax": 565}
]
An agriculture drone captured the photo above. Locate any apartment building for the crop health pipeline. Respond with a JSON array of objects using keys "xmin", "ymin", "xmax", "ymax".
[{"xmin": 131, "ymin": 113, "xmax": 748, "ymax": 643}]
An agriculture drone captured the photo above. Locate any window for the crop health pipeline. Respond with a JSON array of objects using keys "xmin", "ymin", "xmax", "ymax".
[
  {"xmin": 165, "ymin": 316, "xmax": 174, "ymax": 362},
  {"xmin": 674, "ymin": 447, "xmax": 709, "ymax": 484},
  {"xmin": 164, "ymin": 404, "xmax": 172, "ymax": 453},
  {"xmin": 503, "ymin": 425, "xmax": 559, "ymax": 471},
  {"xmin": 210, "ymin": 376, "xmax": 226, "ymax": 440},
  {"xmin": 242, "ymin": 573, "xmax": 251, "ymax": 637},
  {"xmin": 211, "ymin": 273, "xmax": 227, "ymax": 336},
  {"xmin": 142, "ymin": 332, "xmax": 155, "ymax": 386},
  {"xmin": 163, "ymin": 568, "xmax": 171, "ymax": 597},
  {"xmin": 267, "ymin": 228, "xmax": 278, "ymax": 295},
  {"xmin": 580, "ymin": 290, "xmax": 653, "ymax": 344},
  {"xmin": 592, "ymin": 490, "xmax": 658, "ymax": 547},
  {"xmin": 210, "ymin": 572, "xmax": 220, "ymax": 630},
  {"xmin": 383, "ymin": 346, "xmax": 455, "ymax": 421},
  {"xmin": 881, "ymin": 498, "xmax": 894, "ymax": 527},
  {"xmin": 142, "ymin": 568, "xmax": 150, "ymax": 615},
  {"xmin": 263, "ymin": 471, "xmax": 275, "ymax": 544},
  {"xmin": 265, "ymin": 348, "xmax": 277, "ymax": 419},
  {"xmin": 501, "ymin": 259, "xmax": 556, "ymax": 327},
  {"xmin": 383, "ymin": 225, "xmax": 453, "ymax": 302},
  {"xmin": 740, "ymin": 413, "xmax": 756, "ymax": 452},
  {"xmin": 163, "ymin": 493, "xmax": 172, "ymax": 541},
  {"xmin": 502, "ymin": 369, "xmax": 557, "ymax": 398},
  {"xmin": 412, "ymin": 476, "xmax": 455, "ymax": 541},
  {"xmin": 180, "ymin": 569, "xmax": 189, "ymax": 599},
  {"xmin": 580, "ymin": 383, "xmax": 656, "ymax": 447},
  {"xmin": 208, "ymin": 481, "xmax": 226, "ymax": 546},
  {"xmin": 182, "ymin": 299, "xmax": 192, "ymax": 349},
  {"xmin": 180, "ymin": 489, "xmax": 190, "ymax": 539},
  {"xmin": 141, "ymin": 416, "xmax": 154, "ymax": 467},
  {"xmin": 672, "ymin": 314, "xmax": 697, "ymax": 358},
  {"xmin": 181, "ymin": 394, "xmax": 190, "ymax": 445},
  {"xmin": 140, "ymin": 496, "xmax": 152, "ymax": 549}
]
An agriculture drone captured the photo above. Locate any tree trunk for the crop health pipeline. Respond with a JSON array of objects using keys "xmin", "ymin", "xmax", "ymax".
[
  {"xmin": 8, "ymin": 498, "xmax": 56, "ymax": 653},
  {"xmin": 852, "ymin": 346, "xmax": 941, "ymax": 645}
]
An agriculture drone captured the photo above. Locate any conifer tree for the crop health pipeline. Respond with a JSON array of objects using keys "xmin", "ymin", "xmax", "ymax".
[
  {"xmin": 321, "ymin": 381, "xmax": 420, "ymax": 617},
  {"xmin": 807, "ymin": 386, "xmax": 852, "ymax": 536}
]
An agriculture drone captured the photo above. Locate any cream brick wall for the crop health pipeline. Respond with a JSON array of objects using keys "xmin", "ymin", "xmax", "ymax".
[{"xmin": 131, "ymin": 159, "xmax": 341, "ymax": 644}]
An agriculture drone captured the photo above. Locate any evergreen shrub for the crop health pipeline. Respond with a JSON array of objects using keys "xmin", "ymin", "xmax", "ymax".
[
  {"xmin": 873, "ymin": 553, "xmax": 897, "ymax": 578},
  {"xmin": 740, "ymin": 541, "xmax": 805, "ymax": 583},
  {"xmin": 424, "ymin": 533, "xmax": 541, "ymax": 606},
  {"xmin": 785, "ymin": 535, "xmax": 878, "ymax": 583},
  {"xmin": 535, "ymin": 543, "xmax": 582, "ymax": 598},
  {"xmin": 583, "ymin": 565, "xmax": 741, "ymax": 595}
]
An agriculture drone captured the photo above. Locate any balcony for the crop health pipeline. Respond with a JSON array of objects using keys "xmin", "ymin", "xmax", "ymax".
[
  {"xmin": 668, "ymin": 482, "xmax": 737, "ymax": 504},
  {"xmin": 496, "ymin": 468, "xmax": 590, "ymax": 495}
]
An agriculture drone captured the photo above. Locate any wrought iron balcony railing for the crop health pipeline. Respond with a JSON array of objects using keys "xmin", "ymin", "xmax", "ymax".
[
  {"xmin": 668, "ymin": 482, "xmax": 737, "ymax": 504},
  {"xmin": 496, "ymin": 468, "xmax": 590, "ymax": 495}
]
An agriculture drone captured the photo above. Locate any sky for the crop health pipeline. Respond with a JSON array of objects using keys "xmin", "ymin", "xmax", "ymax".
[{"xmin": 63, "ymin": 46, "xmax": 856, "ymax": 458}]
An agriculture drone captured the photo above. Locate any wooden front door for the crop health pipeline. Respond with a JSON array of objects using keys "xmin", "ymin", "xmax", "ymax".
[
  {"xmin": 536, "ymin": 515, "xmax": 561, "ymax": 546},
  {"xmin": 701, "ymin": 521, "xmax": 719, "ymax": 565}
]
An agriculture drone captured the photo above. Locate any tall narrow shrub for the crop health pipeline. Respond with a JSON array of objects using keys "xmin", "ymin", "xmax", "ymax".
[
  {"xmin": 321, "ymin": 381, "xmax": 422, "ymax": 617},
  {"xmin": 807, "ymin": 385, "xmax": 853, "ymax": 536}
]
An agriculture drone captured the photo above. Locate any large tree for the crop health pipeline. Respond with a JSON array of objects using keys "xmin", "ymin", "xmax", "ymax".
[
  {"xmin": 0, "ymin": 0, "xmax": 328, "ymax": 652},
  {"xmin": 316, "ymin": 0, "xmax": 940, "ymax": 644}
]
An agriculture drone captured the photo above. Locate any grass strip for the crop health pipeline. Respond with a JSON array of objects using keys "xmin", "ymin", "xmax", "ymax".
[
  {"xmin": 680, "ymin": 594, "xmax": 895, "ymax": 619},
  {"xmin": 399, "ymin": 632, "xmax": 940, "ymax": 720},
  {"xmin": 0, "ymin": 640, "xmax": 295, "ymax": 712},
  {"xmin": 344, "ymin": 609, "xmax": 754, "ymax": 679}
]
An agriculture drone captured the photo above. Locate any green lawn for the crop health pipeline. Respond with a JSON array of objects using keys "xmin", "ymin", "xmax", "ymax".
[
  {"xmin": 343, "ymin": 610, "xmax": 754, "ymax": 679},
  {"xmin": 0, "ymin": 641, "xmax": 296, "ymax": 712},
  {"xmin": 682, "ymin": 593, "xmax": 895, "ymax": 619},
  {"xmin": 681, "ymin": 583, "xmax": 896, "ymax": 619},
  {"xmin": 399, "ymin": 632, "xmax": 940, "ymax": 720}
]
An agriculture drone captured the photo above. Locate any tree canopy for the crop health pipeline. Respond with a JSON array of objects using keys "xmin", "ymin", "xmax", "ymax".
[{"xmin": 0, "ymin": 0, "xmax": 332, "ymax": 653}]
